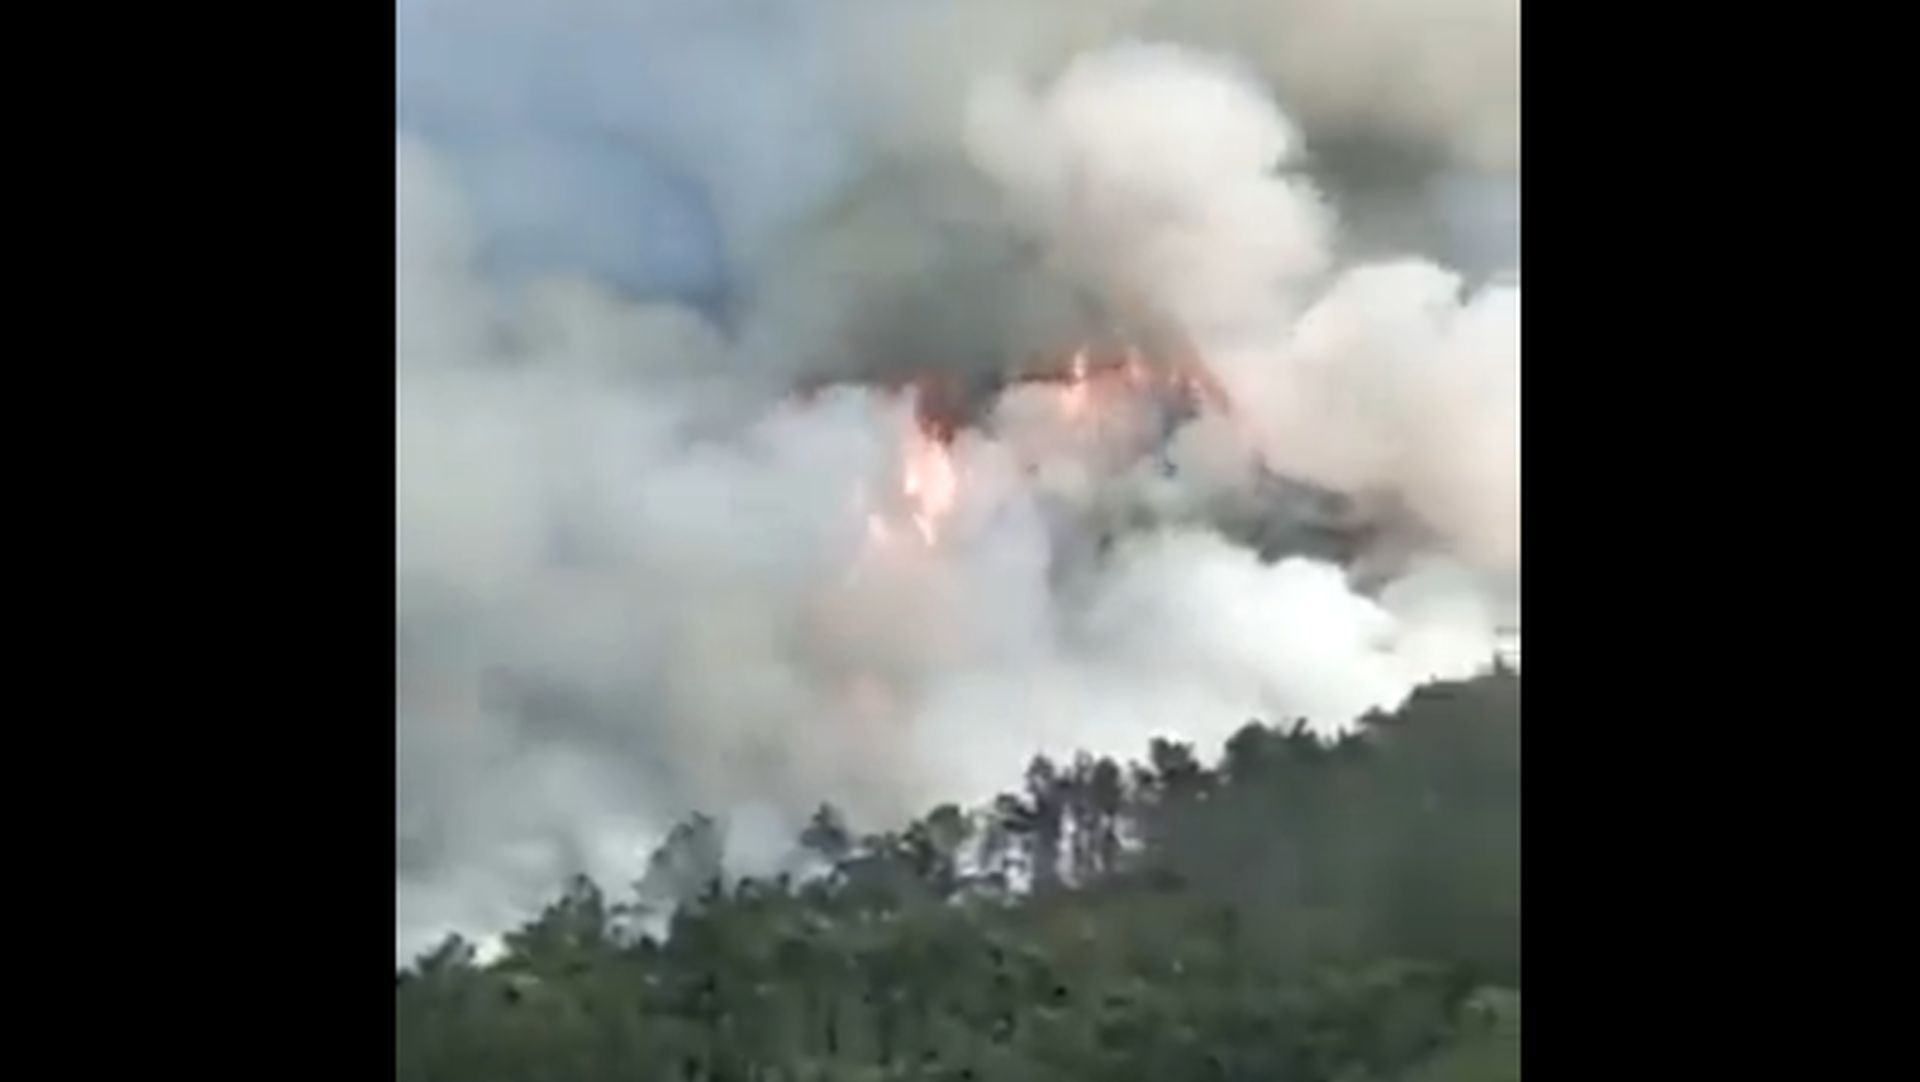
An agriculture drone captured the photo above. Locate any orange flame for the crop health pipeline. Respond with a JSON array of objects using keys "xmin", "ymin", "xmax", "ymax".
[
  {"xmin": 857, "ymin": 412, "xmax": 961, "ymax": 557},
  {"xmin": 851, "ymin": 338, "xmax": 1235, "ymax": 557},
  {"xmin": 901, "ymin": 427, "xmax": 958, "ymax": 545}
]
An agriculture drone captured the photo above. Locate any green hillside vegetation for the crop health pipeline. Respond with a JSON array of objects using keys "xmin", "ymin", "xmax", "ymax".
[{"xmin": 397, "ymin": 669, "xmax": 1520, "ymax": 1082}]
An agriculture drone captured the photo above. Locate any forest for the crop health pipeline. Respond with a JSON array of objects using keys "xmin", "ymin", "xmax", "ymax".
[{"xmin": 396, "ymin": 669, "xmax": 1519, "ymax": 1082}]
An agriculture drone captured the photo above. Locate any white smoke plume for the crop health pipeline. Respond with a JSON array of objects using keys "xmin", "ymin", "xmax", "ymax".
[{"xmin": 396, "ymin": 2, "xmax": 1519, "ymax": 960}]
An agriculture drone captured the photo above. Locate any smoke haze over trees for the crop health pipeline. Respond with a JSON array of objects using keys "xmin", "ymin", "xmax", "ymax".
[{"xmin": 398, "ymin": 670, "xmax": 1520, "ymax": 1082}]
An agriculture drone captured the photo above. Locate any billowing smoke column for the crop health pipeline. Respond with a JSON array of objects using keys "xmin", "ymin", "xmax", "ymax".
[{"xmin": 397, "ymin": 2, "xmax": 1519, "ymax": 960}]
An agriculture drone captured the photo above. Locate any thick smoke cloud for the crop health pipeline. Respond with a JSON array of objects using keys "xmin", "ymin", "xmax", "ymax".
[
  {"xmin": 396, "ymin": 1, "xmax": 1520, "ymax": 959},
  {"xmin": 397, "ymin": 0, "xmax": 1518, "ymax": 304}
]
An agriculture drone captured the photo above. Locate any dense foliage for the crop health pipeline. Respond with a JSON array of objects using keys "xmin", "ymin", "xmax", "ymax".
[{"xmin": 397, "ymin": 670, "xmax": 1519, "ymax": 1081}]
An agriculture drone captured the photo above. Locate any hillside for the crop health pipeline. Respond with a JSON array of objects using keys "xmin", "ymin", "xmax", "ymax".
[{"xmin": 397, "ymin": 669, "xmax": 1519, "ymax": 1082}]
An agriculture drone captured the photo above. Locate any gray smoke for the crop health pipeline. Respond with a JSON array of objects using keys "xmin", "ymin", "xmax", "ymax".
[{"xmin": 396, "ymin": 1, "xmax": 1519, "ymax": 960}]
